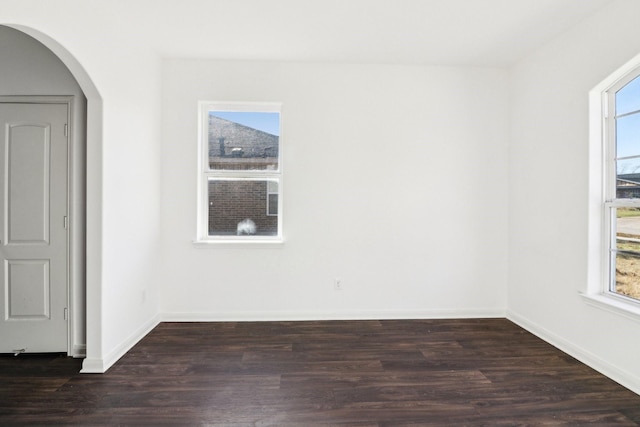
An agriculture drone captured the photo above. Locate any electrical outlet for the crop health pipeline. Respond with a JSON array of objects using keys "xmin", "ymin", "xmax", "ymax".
[{"xmin": 334, "ymin": 278, "xmax": 343, "ymax": 291}]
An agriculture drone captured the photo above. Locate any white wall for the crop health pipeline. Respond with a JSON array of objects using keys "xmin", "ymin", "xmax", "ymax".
[
  {"xmin": 1, "ymin": 5, "xmax": 163, "ymax": 372},
  {"xmin": 160, "ymin": 60, "xmax": 509, "ymax": 320},
  {"xmin": 508, "ymin": 0, "xmax": 640, "ymax": 394},
  {"xmin": 0, "ymin": 26, "xmax": 87, "ymax": 355}
]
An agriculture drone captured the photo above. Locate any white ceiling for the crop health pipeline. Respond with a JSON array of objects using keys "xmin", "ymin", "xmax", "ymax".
[{"xmin": 99, "ymin": 0, "xmax": 615, "ymax": 67}]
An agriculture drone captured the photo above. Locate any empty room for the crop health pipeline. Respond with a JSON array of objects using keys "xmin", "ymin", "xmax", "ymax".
[{"xmin": 2, "ymin": 0, "xmax": 640, "ymax": 425}]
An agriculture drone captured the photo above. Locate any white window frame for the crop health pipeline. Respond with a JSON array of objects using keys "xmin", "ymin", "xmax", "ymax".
[
  {"xmin": 195, "ymin": 101, "xmax": 283, "ymax": 245},
  {"xmin": 585, "ymin": 54, "xmax": 640, "ymax": 321}
]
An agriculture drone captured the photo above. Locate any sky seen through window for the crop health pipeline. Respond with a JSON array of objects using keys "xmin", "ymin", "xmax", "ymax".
[{"xmin": 210, "ymin": 111, "xmax": 280, "ymax": 136}]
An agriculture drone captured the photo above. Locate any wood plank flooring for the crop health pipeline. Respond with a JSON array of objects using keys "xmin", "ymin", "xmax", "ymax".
[{"xmin": 1, "ymin": 319, "xmax": 639, "ymax": 426}]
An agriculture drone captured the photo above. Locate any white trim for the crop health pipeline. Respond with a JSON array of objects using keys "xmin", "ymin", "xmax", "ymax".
[
  {"xmin": 200, "ymin": 101, "xmax": 282, "ymax": 114},
  {"xmin": 79, "ymin": 357, "xmax": 106, "ymax": 374},
  {"xmin": 580, "ymin": 292, "xmax": 640, "ymax": 324},
  {"xmin": 161, "ymin": 308, "xmax": 506, "ymax": 322},
  {"xmin": 587, "ymin": 85, "xmax": 607, "ymax": 295},
  {"xmin": 192, "ymin": 239, "xmax": 284, "ymax": 248},
  {"xmin": 72, "ymin": 344, "xmax": 86, "ymax": 358},
  {"xmin": 80, "ymin": 314, "xmax": 160, "ymax": 374},
  {"xmin": 507, "ymin": 310, "xmax": 640, "ymax": 396},
  {"xmin": 0, "ymin": 95, "xmax": 72, "ymax": 104}
]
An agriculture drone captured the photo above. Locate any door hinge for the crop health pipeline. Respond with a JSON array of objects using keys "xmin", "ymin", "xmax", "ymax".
[
  {"xmin": 64, "ymin": 308, "xmax": 68, "ymax": 320},
  {"xmin": 64, "ymin": 124, "xmax": 68, "ymax": 137},
  {"xmin": 64, "ymin": 216, "xmax": 68, "ymax": 229}
]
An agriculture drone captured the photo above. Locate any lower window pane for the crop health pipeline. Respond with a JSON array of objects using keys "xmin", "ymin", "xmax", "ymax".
[
  {"xmin": 208, "ymin": 179, "xmax": 278, "ymax": 236},
  {"xmin": 614, "ymin": 207, "xmax": 640, "ymax": 300}
]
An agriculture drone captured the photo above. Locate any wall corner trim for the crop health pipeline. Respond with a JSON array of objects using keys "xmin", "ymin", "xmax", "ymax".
[
  {"xmin": 79, "ymin": 357, "xmax": 105, "ymax": 374},
  {"xmin": 80, "ymin": 314, "xmax": 161, "ymax": 374}
]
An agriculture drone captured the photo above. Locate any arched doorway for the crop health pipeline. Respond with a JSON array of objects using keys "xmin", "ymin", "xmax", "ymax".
[{"xmin": 0, "ymin": 25, "xmax": 102, "ymax": 366}]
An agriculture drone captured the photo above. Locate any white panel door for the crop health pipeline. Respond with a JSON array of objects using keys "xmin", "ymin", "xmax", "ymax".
[{"xmin": 0, "ymin": 102, "xmax": 68, "ymax": 353}]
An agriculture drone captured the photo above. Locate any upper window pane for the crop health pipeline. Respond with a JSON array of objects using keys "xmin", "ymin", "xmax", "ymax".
[
  {"xmin": 616, "ymin": 75, "xmax": 640, "ymax": 116},
  {"xmin": 616, "ymin": 76, "xmax": 640, "ymax": 116},
  {"xmin": 208, "ymin": 111, "xmax": 280, "ymax": 171}
]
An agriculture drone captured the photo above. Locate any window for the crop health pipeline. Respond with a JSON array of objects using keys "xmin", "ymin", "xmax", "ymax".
[
  {"xmin": 603, "ymin": 69, "xmax": 640, "ymax": 303},
  {"xmin": 197, "ymin": 102, "xmax": 282, "ymax": 242}
]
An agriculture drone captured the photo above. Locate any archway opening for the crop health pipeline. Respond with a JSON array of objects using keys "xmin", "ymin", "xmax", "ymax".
[{"xmin": 0, "ymin": 24, "xmax": 103, "ymax": 368}]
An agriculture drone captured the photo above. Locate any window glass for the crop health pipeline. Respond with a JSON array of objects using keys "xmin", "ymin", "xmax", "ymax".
[
  {"xmin": 613, "ymin": 207, "xmax": 640, "ymax": 300},
  {"xmin": 616, "ymin": 75, "xmax": 640, "ymax": 116},
  {"xmin": 615, "ymin": 114, "xmax": 640, "ymax": 159},
  {"xmin": 208, "ymin": 179, "xmax": 278, "ymax": 236},
  {"xmin": 616, "ymin": 158, "xmax": 640, "ymax": 197},
  {"xmin": 208, "ymin": 112, "xmax": 280, "ymax": 171}
]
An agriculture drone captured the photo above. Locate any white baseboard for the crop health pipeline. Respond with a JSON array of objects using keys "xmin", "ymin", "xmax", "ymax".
[
  {"xmin": 507, "ymin": 309, "xmax": 640, "ymax": 396},
  {"xmin": 80, "ymin": 314, "xmax": 161, "ymax": 374},
  {"xmin": 161, "ymin": 308, "xmax": 506, "ymax": 322},
  {"xmin": 80, "ymin": 357, "xmax": 106, "ymax": 374}
]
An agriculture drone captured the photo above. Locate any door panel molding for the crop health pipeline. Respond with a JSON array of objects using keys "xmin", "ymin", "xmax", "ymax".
[
  {"xmin": 5, "ymin": 122, "xmax": 51, "ymax": 244},
  {"xmin": 5, "ymin": 259, "xmax": 50, "ymax": 320}
]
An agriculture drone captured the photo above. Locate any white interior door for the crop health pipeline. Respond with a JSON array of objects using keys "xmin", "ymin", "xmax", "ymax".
[{"xmin": 0, "ymin": 102, "xmax": 68, "ymax": 353}]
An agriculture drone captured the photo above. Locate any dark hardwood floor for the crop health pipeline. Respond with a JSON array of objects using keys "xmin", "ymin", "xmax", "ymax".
[{"xmin": 1, "ymin": 319, "xmax": 639, "ymax": 426}]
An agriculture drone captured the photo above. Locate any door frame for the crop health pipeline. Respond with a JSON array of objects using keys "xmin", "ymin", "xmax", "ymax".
[{"xmin": 0, "ymin": 95, "xmax": 78, "ymax": 356}]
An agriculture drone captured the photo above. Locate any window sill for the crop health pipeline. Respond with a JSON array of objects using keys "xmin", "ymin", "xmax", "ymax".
[
  {"xmin": 192, "ymin": 238, "xmax": 284, "ymax": 248},
  {"xmin": 580, "ymin": 292, "xmax": 640, "ymax": 324}
]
